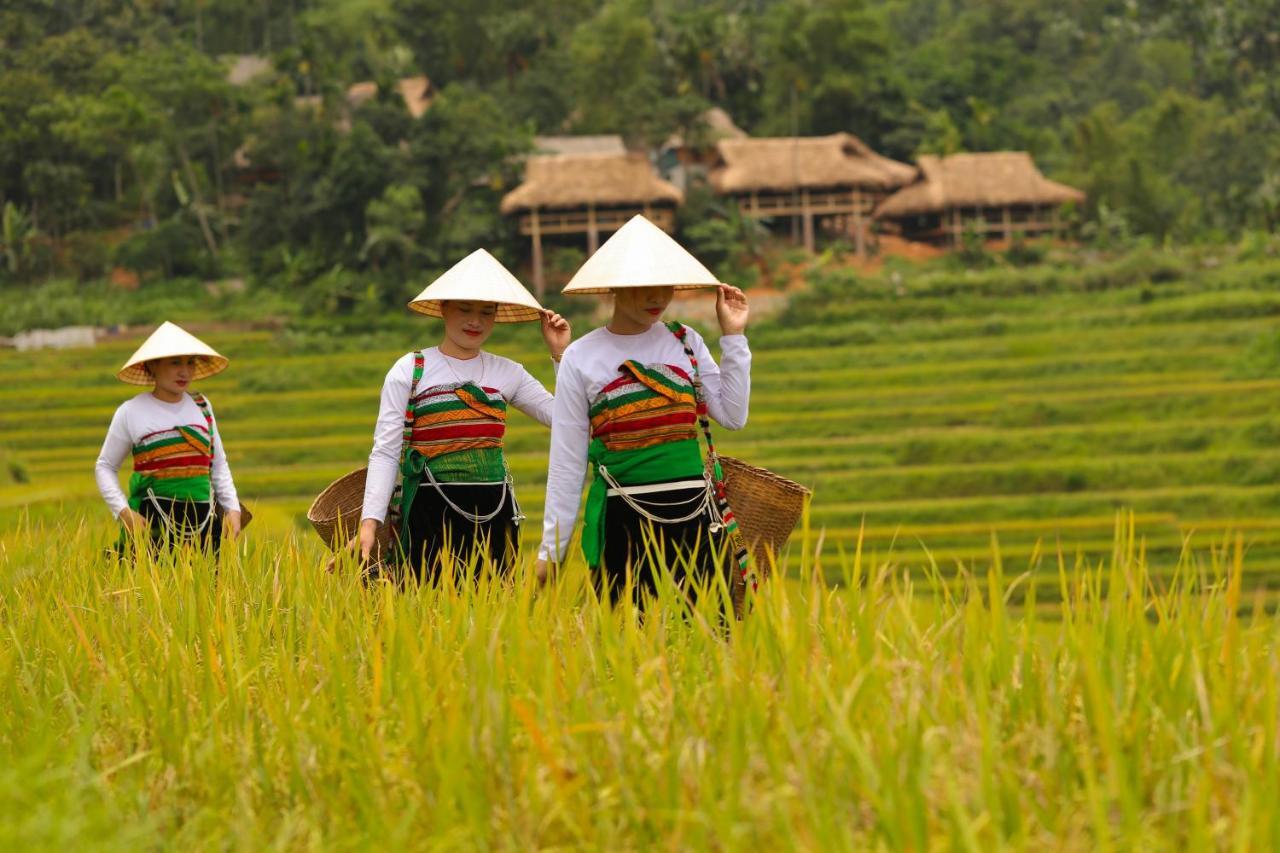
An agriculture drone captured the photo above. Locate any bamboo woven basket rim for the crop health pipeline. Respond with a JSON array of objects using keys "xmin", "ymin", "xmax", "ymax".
[
  {"xmin": 720, "ymin": 455, "xmax": 812, "ymax": 499},
  {"xmin": 719, "ymin": 455, "xmax": 810, "ymax": 574},
  {"xmin": 307, "ymin": 467, "xmax": 374, "ymax": 551}
]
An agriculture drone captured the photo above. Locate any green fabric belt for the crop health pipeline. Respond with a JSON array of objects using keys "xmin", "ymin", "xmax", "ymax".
[
  {"xmin": 397, "ymin": 448, "xmax": 507, "ymax": 551},
  {"xmin": 126, "ymin": 472, "xmax": 211, "ymax": 512},
  {"xmin": 581, "ymin": 437, "xmax": 704, "ymax": 568}
]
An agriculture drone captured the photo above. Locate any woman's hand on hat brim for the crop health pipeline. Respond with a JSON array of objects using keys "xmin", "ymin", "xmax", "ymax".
[
  {"xmin": 540, "ymin": 310, "xmax": 571, "ymax": 361},
  {"xmin": 716, "ymin": 284, "xmax": 749, "ymax": 335}
]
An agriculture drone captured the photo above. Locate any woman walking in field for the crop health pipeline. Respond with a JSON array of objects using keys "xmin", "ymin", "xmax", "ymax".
[
  {"xmin": 357, "ymin": 249, "xmax": 570, "ymax": 580},
  {"xmin": 95, "ymin": 321, "xmax": 242, "ymax": 555},
  {"xmin": 535, "ymin": 215, "xmax": 751, "ymax": 604}
]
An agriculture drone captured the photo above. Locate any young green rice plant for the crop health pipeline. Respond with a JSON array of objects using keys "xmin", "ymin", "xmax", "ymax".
[{"xmin": 1, "ymin": 513, "xmax": 1278, "ymax": 848}]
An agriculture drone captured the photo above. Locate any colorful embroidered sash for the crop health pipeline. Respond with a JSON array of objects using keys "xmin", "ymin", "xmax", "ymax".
[
  {"xmin": 405, "ymin": 381, "xmax": 508, "ymax": 480},
  {"xmin": 126, "ymin": 424, "xmax": 213, "ymax": 511},
  {"xmin": 589, "ymin": 361, "xmax": 699, "ymax": 451},
  {"xmin": 581, "ymin": 361, "xmax": 705, "ymax": 567},
  {"xmin": 397, "ymin": 380, "xmax": 510, "ymax": 550}
]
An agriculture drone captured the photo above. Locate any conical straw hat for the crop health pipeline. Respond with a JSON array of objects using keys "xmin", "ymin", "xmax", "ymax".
[
  {"xmin": 408, "ymin": 249, "xmax": 543, "ymax": 322},
  {"xmin": 117, "ymin": 321, "xmax": 228, "ymax": 385},
  {"xmin": 562, "ymin": 214, "xmax": 722, "ymax": 295}
]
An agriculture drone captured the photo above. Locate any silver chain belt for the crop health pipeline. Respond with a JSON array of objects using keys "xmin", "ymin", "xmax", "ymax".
[
  {"xmin": 144, "ymin": 489, "xmax": 216, "ymax": 538},
  {"xmin": 420, "ymin": 464, "xmax": 524, "ymax": 526},
  {"xmin": 597, "ymin": 466, "xmax": 717, "ymax": 526}
]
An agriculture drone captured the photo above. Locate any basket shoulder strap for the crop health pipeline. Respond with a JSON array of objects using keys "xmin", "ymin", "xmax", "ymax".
[
  {"xmin": 666, "ymin": 322, "xmax": 754, "ymax": 592},
  {"xmin": 191, "ymin": 392, "xmax": 216, "ymax": 440},
  {"xmin": 190, "ymin": 392, "xmax": 224, "ymax": 510},
  {"xmin": 665, "ymin": 322, "xmax": 721, "ymax": 474},
  {"xmin": 400, "ymin": 351, "xmax": 425, "ymax": 464}
]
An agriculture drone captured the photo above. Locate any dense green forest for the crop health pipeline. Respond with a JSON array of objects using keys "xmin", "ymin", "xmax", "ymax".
[{"xmin": 2, "ymin": 0, "xmax": 1278, "ymax": 303}]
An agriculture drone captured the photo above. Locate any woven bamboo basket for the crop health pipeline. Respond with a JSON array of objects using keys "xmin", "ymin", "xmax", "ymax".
[
  {"xmin": 719, "ymin": 455, "xmax": 811, "ymax": 580},
  {"xmin": 307, "ymin": 467, "xmax": 395, "ymax": 554}
]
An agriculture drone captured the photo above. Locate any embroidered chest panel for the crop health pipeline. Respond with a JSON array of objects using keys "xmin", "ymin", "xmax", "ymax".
[
  {"xmin": 408, "ymin": 382, "xmax": 508, "ymax": 458},
  {"xmin": 132, "ymin": 425, "xmax": 213, "ymax": 479},
  {"xmin": 589, "ymin": 362, "xmax": 698, "ymax": 452}
]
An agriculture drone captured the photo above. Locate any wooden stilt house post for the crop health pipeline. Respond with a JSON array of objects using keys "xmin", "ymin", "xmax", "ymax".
[
  {"xmin": 587, "ymin": 202, "xmax": 599, "ymax": 255},
  {"xmin": 530, "ymin": 207, "xmax": 544, "ymax": 298},
  {"xmin": 801, "ymin": 188, "xmax": 815, "ymax": 253},
  {"xmin": 853, "ymin": 189, "xmax": 866, "ymax": 257}
]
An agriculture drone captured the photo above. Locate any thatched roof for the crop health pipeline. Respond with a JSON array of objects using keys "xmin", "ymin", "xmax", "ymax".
[
  {"xmin": 875, "ymin": 152, "xmax": 1085, "ymax": 218},
  {"xmin": 705, "ymin": 107, "xmax": 746, "ymax": 139},
  {"xmin": 663, "ymin": 107, "xmax": 748, "ymax": 150},
  {"xmin": 532, "ymin": 135, "xmax": 627, "ymax": 157},
  {"xmin": 501, "ymin": 153, "xmax": 683, "ymax": 213},
  {"xmin": 346, "ymin": 75, "xmax": 432, "ymax": 118},
  {"xmin": 709, "ymin": 133, "xmax": 915, "ymax": 193},
  {"xmin": 226, "ymin": 54, "xmax": 272, "ymax": 86}
]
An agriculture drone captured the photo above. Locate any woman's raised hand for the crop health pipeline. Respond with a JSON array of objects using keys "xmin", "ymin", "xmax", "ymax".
[
  {"xmin": 715, "ymin": 285, "xmax": 749, "ymax": 335},
  {"xmin": 540, "ymin": 310, "xmax": 571, "ymax": 361}
]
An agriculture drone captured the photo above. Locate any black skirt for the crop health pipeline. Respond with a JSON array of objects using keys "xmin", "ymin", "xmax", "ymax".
[
  {"xmin": 118, "ymin": 496, "xmax": 220, "ymax": 557},
  {"xmin": 598, "ymin": 476, "xmax": 726, "ymax": 606},
  {"xmin": 403, "ymin": 480, "xmax": 520, "ymax": 582}
]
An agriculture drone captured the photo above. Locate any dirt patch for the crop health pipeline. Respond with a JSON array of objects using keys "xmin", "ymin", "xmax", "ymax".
[
  {"xmin": 109, "ymin": 266, "xmax": 140, "ymax": 290},
  {"xmin": 669, "ymin": 287, "xmax": 792, "ymax": 327},
  {"xmin": 877, "ymin": 235, "xmax": 947, "ymax": 262}
]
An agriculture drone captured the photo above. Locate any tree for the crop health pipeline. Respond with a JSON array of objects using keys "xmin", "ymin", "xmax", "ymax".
[
  {"xmin": 361, "ymin": 183, "xmax": 426, "ymax": 276},
  {"xmin": 407, "ymin": 83, "xmax": 530, "ymax": 258},
  {"xmin": 756, "ymin": 0, "xmax": 892, "ymax": 137},
  {"xmin": 567, "ymin": 1, "xmax": 665, "ymax": 145},
  {"xmin": 1, "ymin": 202, "xmax": 39, "ymax": 281}
]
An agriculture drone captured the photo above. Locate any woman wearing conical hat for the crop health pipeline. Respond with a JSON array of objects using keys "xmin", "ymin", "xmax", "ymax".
[
  {"xmin": 536, "ymin": 215, "xmax": 750, "ymax": 604},
  {"xmin": 357, "ymin": 249, "xmax": 571, "ymax": 579},
  {"xmin": 95, "ymin": 321, "xmax": 242, "ymax": 553}
]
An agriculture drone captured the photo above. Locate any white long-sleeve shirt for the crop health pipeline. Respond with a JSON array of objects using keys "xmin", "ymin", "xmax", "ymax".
[
  {"xmin": 539, "ymin": 323, "xmax": 751, "ymax": 562},
  {"xmin": 361, "ymin": 347, "xmax": 556, "ymax": 522},
  {"xmin": 95, "ymin": 392, "xmax": 240, "ymax": 517}
]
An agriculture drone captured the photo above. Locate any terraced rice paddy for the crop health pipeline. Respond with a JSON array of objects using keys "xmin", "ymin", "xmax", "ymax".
[
  {"xmin": 5, "ymin": 251, "xmax": 1280, "ymax": 846},
  {"xmin": 2, "ymin": 251, "xmax": 1280, "ymax": 580}
]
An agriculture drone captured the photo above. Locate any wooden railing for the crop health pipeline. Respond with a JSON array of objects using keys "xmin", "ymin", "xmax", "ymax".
[
  {"xmin": 515, "ymin": 206, "xmax": 675, "ymax": 237},
  {"xmin": 727, "ymin": 188, "xmax": 885, "ymax": 253},
  {"xmin": 730, "ymin": 189, "xmax": 880, "ymax": 219}
]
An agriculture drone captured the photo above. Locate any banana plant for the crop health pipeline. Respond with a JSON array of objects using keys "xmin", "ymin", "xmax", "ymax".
[{"xmin": 2, "ymin": 202, "xmax": 37, "ymax": 277}]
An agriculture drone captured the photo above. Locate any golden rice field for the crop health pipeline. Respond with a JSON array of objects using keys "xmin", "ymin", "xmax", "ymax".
[
  {"xmin": 2, "ymin": 519, "xmax": 1278, "ymax": 847},
  {"xmin": 3, "ymin": 249, "xmax": 1280, "ymax": 845}
]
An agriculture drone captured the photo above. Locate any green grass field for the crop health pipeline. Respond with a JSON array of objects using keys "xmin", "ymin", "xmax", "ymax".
[{"xmin": 4, "ymin": 247, "xmax": 1280, "ymax": 846}]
